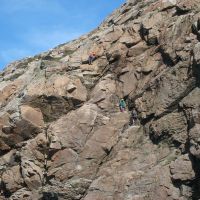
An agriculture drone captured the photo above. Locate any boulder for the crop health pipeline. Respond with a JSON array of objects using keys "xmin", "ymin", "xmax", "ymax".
[
  {"xmin": 20, "ymin": 105, "xmax": 44, "ymax": 128},
  {"xmin": 2, "ymin": 165, "xmax": 24, "ymax": 193},
  {"xmin": 21, "ymin": 159, "xmax": 43, "ymax": 190},
  {"xmin": 9, "ymin": 188, "xmax": 34, "ymax": 200},
  {"xmin": 170, "ymin": 154, "xmax": 195, "ymax": 181}
]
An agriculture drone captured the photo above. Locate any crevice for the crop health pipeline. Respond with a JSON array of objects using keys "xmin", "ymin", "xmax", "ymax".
[
  {"xmin": 102, "ymin": 146, "xmax": 113, "ymax": 156},
  {"xmin": 190, "ymin": 155, "xmax": 200, "ymax": 200},
  {"xmin": 41, "ymin": 192, "xmax": 59, "ymax": 200},
  {"xmin": 191, "ymin": 51, "xmax": 200, "ymax": 87},
  {"xmin": 157, "ymin": 46, "xmax": 175, "ymax": 67},
  {"xmin": 191, "ymin": 21, "xmax": 200, "ymax": 42},
  {"xmin": 173, "ymin": 7, "xmax": 190, "ymax": 16},
  {"xmin": 149, "ymin": 126, "xmax": 175, "ymax": 146},
  {"xmin": 140, "ymin": 113, "xmax": 155, "ymax": 126},
  {"xmin": 182, "ymin": 107, "xmax": 195, "ymax": 153},
  {"xmin": 1, "ymin": 181, "xmax": 12, "ymax": 198},
  {"xmin": 184, "ymin": 107, "xmax": 200, "ymax": 199},
  {"xmin": 147, "ymin": 37, "xmax": 159, "ymax": 46},
  {"xmin": 161, "ymin": 5, "xmax": 176, "ymax": 12},
  {"xmin": 139, "ymin": 23, "xmax": 150, "ymax": 42},
  {"xmin": 0, "ymin": 149, "xmax": 10, "ymax": 157},
  {"xmin": 155, "ymin": 90, "xmax": 194, "ymax": 121},
  {"xmin": 171, "ymin": 178, "xmax": 194, "ymax": 199},
  {"xmin": 138, "ymin": 23, "xmax": 159, "ymax": 46},
  {"xmin": 176, "ymin": 106, "xmax": 200, "ymax": 199},
  {"xmin": 41, "ymin": 125, "xmax": 49, "ymax": 187},
  {"xmin": 147, "ymin": 81, "xmax": 196, "ymax": 124}
]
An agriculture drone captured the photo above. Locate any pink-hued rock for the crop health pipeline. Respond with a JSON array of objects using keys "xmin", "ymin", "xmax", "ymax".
[
  {"xmin": 20, "ymin": 105, "xmax": 44, "ymax": 128},
  {"xmin": 0, "ymin": 0, "xmax": 200, "ymax": 199}
]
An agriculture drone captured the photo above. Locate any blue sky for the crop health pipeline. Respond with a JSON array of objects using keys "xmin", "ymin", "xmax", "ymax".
[{"xmin": 0, "ymin": 0, "xmax": 125, "ymax": 70}]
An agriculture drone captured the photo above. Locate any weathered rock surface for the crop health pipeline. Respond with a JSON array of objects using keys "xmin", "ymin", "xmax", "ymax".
[{"xmin": 0, "ymin": 0, "xmax": 200, "ymax": 199}]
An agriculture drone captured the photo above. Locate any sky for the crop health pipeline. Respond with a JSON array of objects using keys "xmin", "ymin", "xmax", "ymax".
[{"xmin": 0, "ymin": 0, "xmax": 125, "ymax": 70}]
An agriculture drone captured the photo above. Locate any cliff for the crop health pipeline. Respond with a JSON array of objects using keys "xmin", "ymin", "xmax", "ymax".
[{"xmin": 0, "ymin": 0, "xmax": 200, "ymax": 199}]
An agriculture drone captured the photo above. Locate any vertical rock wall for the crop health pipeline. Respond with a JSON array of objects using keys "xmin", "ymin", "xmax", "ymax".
[{"xmin": 0, "ymin": 0, "xmax": 200, "ymax": 199}]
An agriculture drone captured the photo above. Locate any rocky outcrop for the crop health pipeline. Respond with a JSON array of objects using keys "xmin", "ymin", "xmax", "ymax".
[{"xmin": 0, "ymin": 0, "xmax": 200, "ymax": 199}]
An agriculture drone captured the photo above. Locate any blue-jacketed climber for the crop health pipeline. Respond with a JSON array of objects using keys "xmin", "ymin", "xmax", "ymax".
[{"xmin": 119, "ymin": 98, "xmax": 126, "ymax": 112}]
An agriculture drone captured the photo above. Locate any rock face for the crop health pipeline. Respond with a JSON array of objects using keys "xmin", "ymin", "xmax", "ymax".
[{"xmin": 0, "ymin": 0, "xmax": 200, "ymax": 199}]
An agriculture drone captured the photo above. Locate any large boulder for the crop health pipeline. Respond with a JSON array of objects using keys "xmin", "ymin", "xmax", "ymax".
[
  {"xmin": 170, "ymin": 154, "xmax": 195, "ymax": 181},
  {"xmin": 2, "ymin": 165, "xmax": 24, "ymax": 193}
]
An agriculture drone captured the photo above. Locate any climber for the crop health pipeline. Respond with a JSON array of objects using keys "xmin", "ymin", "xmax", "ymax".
[
  {"xmin": 131, "ymin": 109, "xmax": 138, "ymax": 125},
  {"xmin": 88, "ymin": 52, "xmax": 96, "ymax": 65},
  {"xmin": 119, "ymin": 98, "xmax": 126, "ymax": 112}
]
